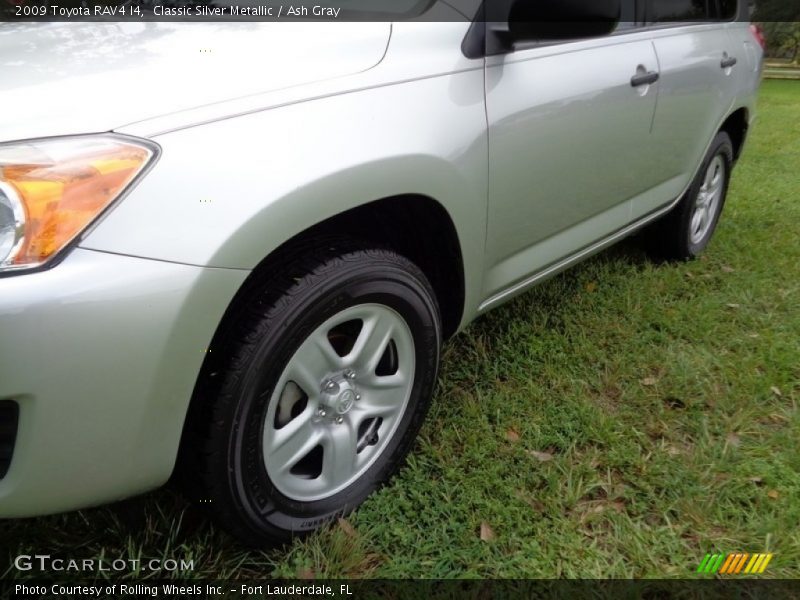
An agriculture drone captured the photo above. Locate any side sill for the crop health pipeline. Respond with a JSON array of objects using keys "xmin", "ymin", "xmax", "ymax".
[{"xmin": 477, "ymin": 196, "xmax": 681, "ymax": 313}]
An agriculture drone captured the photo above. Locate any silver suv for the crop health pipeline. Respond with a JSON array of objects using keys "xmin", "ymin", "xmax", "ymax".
[{"xmin": 0, "ymin": 1, "xmax": 763, "ymax": 544}]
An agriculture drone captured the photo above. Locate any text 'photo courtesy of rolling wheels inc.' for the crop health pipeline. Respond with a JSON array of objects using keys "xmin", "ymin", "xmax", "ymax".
[{"xmin": 0, "ymin": 0, "xmax": 798, "ymax": 598}]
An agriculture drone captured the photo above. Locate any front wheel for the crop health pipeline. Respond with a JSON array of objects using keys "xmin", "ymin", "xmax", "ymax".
[
  {"xmin": 646, "ymin": 131, "xmax": 734, "ymax": 260},
  {"xmin": 190, "ymin": 244, "xmax": 441, "ymax": 545}
]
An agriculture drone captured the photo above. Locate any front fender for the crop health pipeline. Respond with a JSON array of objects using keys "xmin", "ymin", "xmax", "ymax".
[{"xmin": 82, "ymin": 72, "xmax": 488, "ymax": 325}]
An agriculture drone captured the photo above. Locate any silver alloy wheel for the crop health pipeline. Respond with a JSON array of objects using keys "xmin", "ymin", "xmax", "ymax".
[
  {"xmin": 263, "ymin": 303, "xmax": 415, "ymax": 502},
  {"xmin": 690, "ymin": 155, "xmax": 725, "ymax": 245}
]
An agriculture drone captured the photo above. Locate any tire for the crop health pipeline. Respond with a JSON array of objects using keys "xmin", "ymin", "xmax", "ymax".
[
  {"xmin": 646, "ymin": 131, "xmax": 734, "ymax": 261},
  {"xmin": 188, "ymin": 242, "xmax": 441, "ymax": 546}
]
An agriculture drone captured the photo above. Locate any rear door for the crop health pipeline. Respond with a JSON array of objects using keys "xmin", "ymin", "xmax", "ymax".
[
  {"xmin": 722, "ymin": 2, "xmax": 763, "ymax": 109},
  {"xmin": 637, "ymin": 0, "xmax": 740, "ymax": 218}
]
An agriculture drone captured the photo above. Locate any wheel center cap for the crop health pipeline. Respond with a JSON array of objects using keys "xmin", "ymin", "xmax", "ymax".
[{"xmin": 336, "ymin": 389, "xmax": 356, "ymax": 414}]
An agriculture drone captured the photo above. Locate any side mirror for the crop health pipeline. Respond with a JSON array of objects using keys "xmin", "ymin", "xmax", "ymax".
[{"xmin": 502, "ymin": 0, "xmax": 621, "ymax": 45}]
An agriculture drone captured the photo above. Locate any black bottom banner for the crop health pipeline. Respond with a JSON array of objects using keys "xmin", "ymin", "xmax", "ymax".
[{"xmin": 3, "ymin": 579, "xmax": 800, "ymax": 600}]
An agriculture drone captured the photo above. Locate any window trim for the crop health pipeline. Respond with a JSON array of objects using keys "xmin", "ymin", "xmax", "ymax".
[
  {"xmin": 462, "ymin": 0, "xmax": 740, "ymax": 59},
  {"xmin": 464, "ymin": 0, "xmax": 644, "ymax": 59}
]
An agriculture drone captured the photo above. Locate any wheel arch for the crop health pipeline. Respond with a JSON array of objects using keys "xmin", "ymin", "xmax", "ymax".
[
  {"xmin": 719, "ymin": 106, "xmax": 750, "ymax": 162},
  {"xmin": 174, "ymin": 194, "xmax": 465, "ymax": 486},
  {"xmin": 220, "ymin": 194, "xmax": 465, "ymax": 342}
]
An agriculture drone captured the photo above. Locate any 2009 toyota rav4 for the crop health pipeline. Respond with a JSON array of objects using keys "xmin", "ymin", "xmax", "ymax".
[{"xmin": 0, "ymin": 0, "xmax": 763, "ymax": 544}]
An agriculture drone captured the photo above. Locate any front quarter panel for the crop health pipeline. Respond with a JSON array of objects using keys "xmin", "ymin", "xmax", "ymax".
[
  {"xmin": 1, "ymin": 23, "xmax": 487, "ymax": 516},
  {"xmin": 0, "ymin": 250, "xmax": 247, "ymax": 516},
  {"xmin": 82, "ymin": 38, "xmax": 488, "ymax": 326}
]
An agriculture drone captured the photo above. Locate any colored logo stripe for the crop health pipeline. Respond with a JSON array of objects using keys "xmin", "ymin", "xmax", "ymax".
[
  {"xmin": 719, "ymin": 553, "xmax": 737, "ymax": 574},
  {"xmin": 697, "ymin": 553, "xmax": 773, "ymax": 574},
  {"xmin": 696, "ymin": 554, "xmax": 712, "ymax": 573}
]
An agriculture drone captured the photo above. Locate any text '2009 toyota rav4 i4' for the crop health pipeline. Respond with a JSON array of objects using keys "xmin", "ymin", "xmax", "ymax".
[{"xmin": 0, "ymin": 0, "xmax": 762, "ymax": 545}]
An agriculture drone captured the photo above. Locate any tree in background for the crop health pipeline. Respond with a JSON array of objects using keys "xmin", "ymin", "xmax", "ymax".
[
  {"xmin": 754, "ymin": 0, "xmax": 800, "ymax": 62},
  {"xmin": 758, "ymin": 23, "xmax": 800, "ymax": 62}
]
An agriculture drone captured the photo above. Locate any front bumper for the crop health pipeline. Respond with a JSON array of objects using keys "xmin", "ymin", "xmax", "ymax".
[{"xmin": 0, "ymin": 248, "xmax": 247, "ymax": 517}]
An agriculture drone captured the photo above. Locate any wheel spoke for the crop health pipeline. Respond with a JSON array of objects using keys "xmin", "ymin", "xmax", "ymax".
[
  {"xmin": 695, "ymin": 189, "xmax": 705, "ymax": 209},
  {"xmin": 264, "ymin": 409, "xmax": 321, "ymax": 474},
  {"xmin": 708, "ymin": 201, "xmax": 718, "ymax": 224},
  {"xmin": 691, "ymin": 209, "xmax": 704, "ymax": 236},
  {"xmin": 704, "ymin": 161, "xmax": 718, "ymax": 189},
  {"xmin": 290, "ymin": 331, "xmax": 343, "ymax": 392},
  {"xmin": 322, "ymin": 421, "xmax": 358, "ymax": 486},
  {"xmin": 357, "ymin": 374, "xmax": 409, "ymax": 417},
  {"xmin": 348, "ymin": 311, "xmax": 394, "ymax": 371},
  {"xmin": 285, "ymin": 361, "xmax": 321, "ymax": 401},
  {"xmin": 699, "ymin": 208, "xmax": 709, "ymax": 233},
  {"xmin": 705, "ymin": 158, "xmax": 724, "ymax": 197},
  {"xmin": 703, "ymin": 169, "xmax": 713, "ymax": 189}
]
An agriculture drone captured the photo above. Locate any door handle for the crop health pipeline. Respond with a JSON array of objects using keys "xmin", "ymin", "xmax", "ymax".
[
  {"xmin": 631, "ymin": 71, "xmax": 660, "ymax": 87},
  {"xmin": 721, "ymin": 56, "xmax": 738, "ymax": 69}
]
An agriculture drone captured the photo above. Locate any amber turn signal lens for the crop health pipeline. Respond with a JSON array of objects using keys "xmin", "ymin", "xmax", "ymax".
[{"xmin": 0, "ymin": 136, "xmax": 154, "ymax": 271}]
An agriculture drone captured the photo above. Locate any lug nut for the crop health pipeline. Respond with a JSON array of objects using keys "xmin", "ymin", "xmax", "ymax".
[
  {"xmin": 318, "ymin": 409, "xmax": 327, "ymax": 418},
  {"xmin": 344, "ymin": 369, "xmax": 356, "ymax": 379},
  {"xmin": 324, "ymin": 380, "xmax": 337, "ymax": 392},
  {"xmin": 335, "ymin": 416, "xmax": 344, "ymax": 424},
  {"xmin": 355, "ymin": 394, "xmax": 361, "ymax": 401}
]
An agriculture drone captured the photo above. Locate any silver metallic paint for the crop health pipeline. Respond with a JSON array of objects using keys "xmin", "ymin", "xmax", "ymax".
[{"xmin": 0, "ymin": 17, "xmax": 761, "ymax": 516}]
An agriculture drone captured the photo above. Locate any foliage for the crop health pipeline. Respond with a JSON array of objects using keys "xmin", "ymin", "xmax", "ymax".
[
  {"xmin": 758, "ymin": 22, "xmax": 800, "ymax": 61},
  {"xmin": 752, "ymin": 0, "xmax": 800, "ymax": 23}
]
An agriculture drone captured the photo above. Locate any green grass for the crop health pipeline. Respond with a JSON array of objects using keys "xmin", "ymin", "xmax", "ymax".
[{"xmin": 3, "ymin": 80, "xmax": 799, "ymax": 581}]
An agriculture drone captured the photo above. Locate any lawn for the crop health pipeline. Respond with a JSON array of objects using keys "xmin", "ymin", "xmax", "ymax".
[{"xmin": 3, "ymin": 80, "xmax": 799, "ymax": 581}]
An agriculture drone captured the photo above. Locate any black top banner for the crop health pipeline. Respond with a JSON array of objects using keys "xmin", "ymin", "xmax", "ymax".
[
  {"xmin": 1, "ymin": 0, "xmax": 799, "ymax": 23},
  {"xmin": 3, "ymin": 0, "xmax": 470, "ymax": 22}
]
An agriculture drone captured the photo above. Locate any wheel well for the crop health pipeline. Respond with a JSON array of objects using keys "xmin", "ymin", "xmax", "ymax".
[
  {"xmin": 244, "ymin": 194, "xmax": 465, "ymax": 340},
  {"xmin": 174, "ymin": 194, "xmax": 464, "ymax": 484},
  {"xmin": 720, "ymin": 108, "xmax": 749, "ymax": 162}
]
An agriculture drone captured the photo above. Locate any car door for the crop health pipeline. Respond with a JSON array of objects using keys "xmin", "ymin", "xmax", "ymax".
[
  {"xmin": 483, "ymin": 8, "xmax": 662, "ymax": 302},
  {"xmin": 637, "ymin": 0, "xmax": 740, "ymax": 218}
]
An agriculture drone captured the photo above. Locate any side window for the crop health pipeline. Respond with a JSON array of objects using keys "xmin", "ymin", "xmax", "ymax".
[
  {"xmin": 717, "ymin": 0, "xmax": 738, "ymax": 20},
  {"xmin": 648, "ymin": 0, "xmax": 712, "ymax": 22},
  {"xmin": 617, "ymin": 0, "xmax": 639, "ymax": 30}
]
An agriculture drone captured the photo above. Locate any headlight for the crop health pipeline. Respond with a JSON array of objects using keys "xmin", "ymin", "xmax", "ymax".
[{"xmin": 0, "ymin": 135, "xmax": 157, "ymax": 273}]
